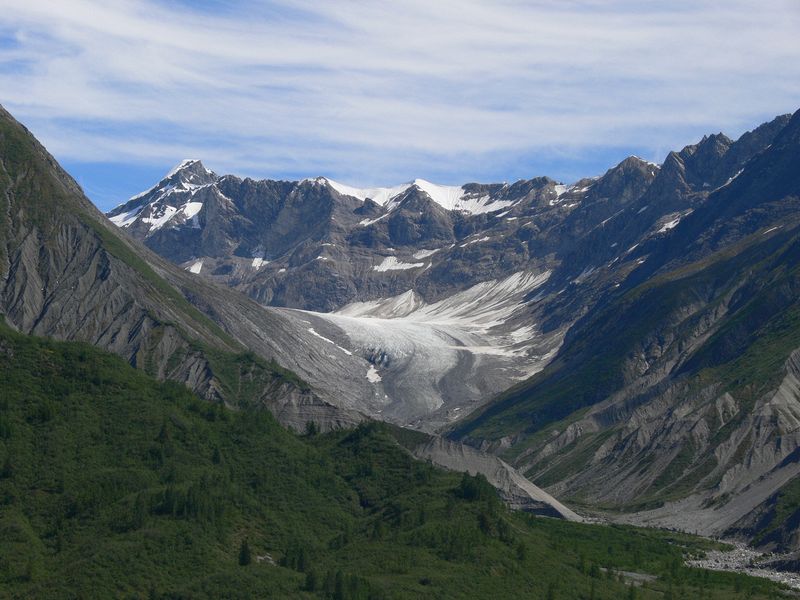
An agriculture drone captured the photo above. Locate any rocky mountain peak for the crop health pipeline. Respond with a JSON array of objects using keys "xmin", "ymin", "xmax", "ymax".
[
  {"xmin": 777, "ymin": 106, "xmax": 800, "ymax": 144},
  {"xmin": 695, "ymin": 132, "xmax": 733, "ymax": 151},
  {"xmin": 106, "ymin": 159, "xmax": 220, "ymax": 238},
  {"xmin": 583, "ymin": 154, "xmax": 659, "ymax": 207},
  {"xmin": 138, "ymin": 159, "xmax": 218, "ymax": 200},
  {"xmin": 672, "ymin": 132, "xmax": 731, "ymax": 165},
  {"xmin": 164, "ymin": 158, "xmax": 216, "ymax": 183},
  {"xmin": 618, "ymin": 155, "xmax": 660, "ymax": 170}
]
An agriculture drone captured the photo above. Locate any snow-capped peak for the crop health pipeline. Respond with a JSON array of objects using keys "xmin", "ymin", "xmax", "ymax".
[
  {"xmin": 407, "ymin": 179, "xmax": 465, "ymax": 211},
  {"xmin": 166, "ymin": 159, "xmax": 205, "ymax": 179},
  {"xmin": 628, "ymin": 155, "xmax": 661, "ymax": 169},
  {"xmin": 107, "ymin": 159, "xmax": 217, "ymax": 233},
  {"xmin": 163, "ymin": 159, "xmax": 216, "ymax": 185},
  {"xmin": 324, "ymin": 178, "xmax": 413, "ymax": 205},
  {"xmin": 125, "ymin": 159, "xmax": 215, "ymax": 204},
  {"xmin": 325, "ymin": 177, "xmax": 512, "ymax": 215}
]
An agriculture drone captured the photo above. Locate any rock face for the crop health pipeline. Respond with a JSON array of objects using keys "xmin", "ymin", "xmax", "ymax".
[{"xmin": 109, "ymin": 168, "xmax": 562, "ymax": 312}]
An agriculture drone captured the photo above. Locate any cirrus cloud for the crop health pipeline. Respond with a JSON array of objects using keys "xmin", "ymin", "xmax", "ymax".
[{"xmin": 0, "ymin": 0, "xmax": 798, "ymax": 209}]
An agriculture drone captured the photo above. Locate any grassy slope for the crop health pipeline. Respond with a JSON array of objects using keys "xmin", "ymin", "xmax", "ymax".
[{"xmin": 0, "ymin": 323, "xmax": 786, "ymax": 599}]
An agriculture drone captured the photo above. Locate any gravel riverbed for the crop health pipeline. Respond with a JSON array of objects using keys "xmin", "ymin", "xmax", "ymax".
[{"xmin": 687, "ymin": 541, "xmax": 800, "ymax": 591}]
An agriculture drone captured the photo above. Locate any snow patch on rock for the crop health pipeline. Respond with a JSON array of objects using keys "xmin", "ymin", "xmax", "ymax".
[
  {"xmin": 366, "ymin": 365, "xmax": 382, "ymax": 383},
  {"xmin": 373, "ymin": 257, "xmax": 426, "ymax": 272},
  {"xmin": 307, "ymin": 327, "xmax": 353, "ymax": 356},
  {"xmin": 108, "ymin": 207, "xmax": 143, "ymax": 228},
  {"xmin": 412, "ymin": 248, "xmax": 440, "ymax": 259},
  {"xmin": 658, "ymin": 217, "xmax": 681, "ymax": 233}
]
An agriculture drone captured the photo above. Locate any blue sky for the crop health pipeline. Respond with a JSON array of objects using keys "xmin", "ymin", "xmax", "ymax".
[{"xmin": 1, "ymin": 0, "xmax": 799, "ymax": 211}]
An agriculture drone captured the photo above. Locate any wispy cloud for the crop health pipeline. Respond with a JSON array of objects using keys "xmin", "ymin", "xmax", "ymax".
[{"xmin": 0, "ymin": 0, "xmax": 798, "ymax": 208}]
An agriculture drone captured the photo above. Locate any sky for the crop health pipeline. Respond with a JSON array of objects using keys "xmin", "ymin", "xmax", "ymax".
[{"xmin": 0, "ymin": 0, "xmax": 799, "ymax": 211}]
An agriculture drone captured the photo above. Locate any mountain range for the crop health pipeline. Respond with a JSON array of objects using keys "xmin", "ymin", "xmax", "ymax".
[
  {"xmin": 4, "ymin": 103, "xmax": 783, "ymax": 599},
  {"xmin": 4, "ymin": 99, "xmax": 800, "ymax": 570},
  {"xmin": 101, "ymin": 107, "xmax": 800, "ymax": 552}
]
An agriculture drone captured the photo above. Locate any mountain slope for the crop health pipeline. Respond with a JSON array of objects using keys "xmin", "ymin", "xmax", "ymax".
[
  {"xmin": 449, "ymin": 109, "xmax": 800, "ymax": 544},
  {"xmin": 0, "ymin": 105, "xmax": 361, "ymax": 431},
  {"xmin": 0, "ymin": 106, "xmax": 589, "ymax": 534}
]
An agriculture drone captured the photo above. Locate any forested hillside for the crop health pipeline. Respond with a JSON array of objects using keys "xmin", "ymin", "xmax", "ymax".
[{"xmin": 0, "ymin": 321, "xmax": 783, "ymax": 599}]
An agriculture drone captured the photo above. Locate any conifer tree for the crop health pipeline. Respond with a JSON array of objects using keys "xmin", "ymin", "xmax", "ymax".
[
  {"xmin": 1, "ymin": 454, "xmax": 11, "ymax": 479},
  {"xmin": 238, "ymin": 539, "xmax": 251, "ymax": 566}
]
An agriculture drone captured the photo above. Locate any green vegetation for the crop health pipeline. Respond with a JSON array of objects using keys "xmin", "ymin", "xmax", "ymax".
[
  {"xmin": 751, "ymin": 475, "xmax": 800, "ymax": 547},
  {"xmin": 0, "ymin": 109, "xmax": 77, "ymax": 232},
  {"xmin": 0, "ymin": 322, "xmax": 787, "ymax": 598},
  {"xmin": 199, "ymin": 344, "xmax": 311, "ymax": 401}
]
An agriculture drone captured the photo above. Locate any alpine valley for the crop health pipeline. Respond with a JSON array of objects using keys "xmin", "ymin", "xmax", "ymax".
[
  {"xmin": 3, "ymin": 98, "xmax": 800, "ymax": 599},
  {"xmin": 105, "ymin": 107, "xmax": 800, "ymax": 548}
]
